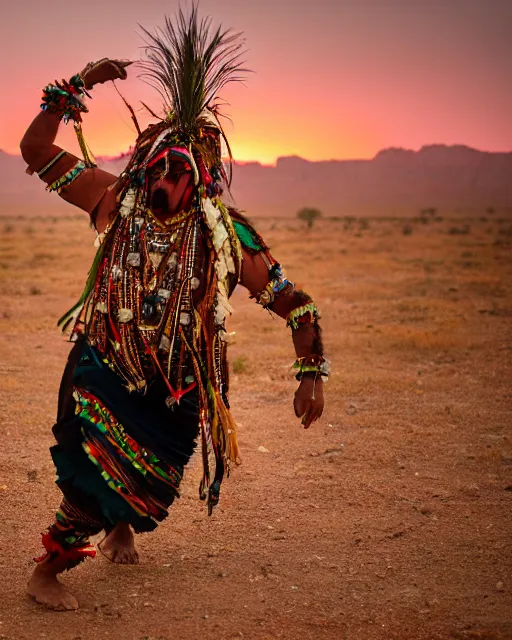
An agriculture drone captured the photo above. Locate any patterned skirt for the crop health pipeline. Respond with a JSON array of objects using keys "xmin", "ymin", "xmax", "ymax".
[{"xmin": 51, "ymin": 339, "xmax": 199, "ymax": 533}]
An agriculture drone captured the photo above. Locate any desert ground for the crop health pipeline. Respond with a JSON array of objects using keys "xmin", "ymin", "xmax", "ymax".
[{"xmin": 0, "ymin": 211, "xmax": 511, "ymax": 640}]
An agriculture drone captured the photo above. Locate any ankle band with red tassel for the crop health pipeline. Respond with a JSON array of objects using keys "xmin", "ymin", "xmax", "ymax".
[{"xmin": 34, "ymin": 531, "xmax": 96, "ymax": 570}]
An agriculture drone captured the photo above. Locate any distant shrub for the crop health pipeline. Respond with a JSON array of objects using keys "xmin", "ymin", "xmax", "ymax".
[
  {"xmin": 297, "ymin": 207, "xmax": 322, "ymax": 229},
  {"xmin": 233, "ymin": 356, "xmax": 247, "ymax": 374},
  {"xmin": 448, "ymin": 225, "xmax": 470, "ymax": 235},
  {"xmin": 29, "ymin": 286, "xmax": 42, "ymax": 296},
  {"xmin": 402, "ymin": 224, "xmax": 413, "ymax": 236}
]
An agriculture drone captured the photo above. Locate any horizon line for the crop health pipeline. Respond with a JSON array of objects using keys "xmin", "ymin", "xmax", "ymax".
[{"xmin": 2, "ymin": 143, "xmax": 511, "ymax": 167}]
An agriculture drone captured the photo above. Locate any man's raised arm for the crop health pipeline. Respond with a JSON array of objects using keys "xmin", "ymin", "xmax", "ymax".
[{"xmin": 20, "ymin": 59, "xmax": 131, "ymax": 224}]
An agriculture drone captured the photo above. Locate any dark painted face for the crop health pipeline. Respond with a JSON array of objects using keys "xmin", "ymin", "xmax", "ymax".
[{"xmin": 148, "ymin": 160, "xmax": 194, "ymax": 219}]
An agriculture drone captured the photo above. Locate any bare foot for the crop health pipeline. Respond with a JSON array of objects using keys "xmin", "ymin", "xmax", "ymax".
[
  {"xmin": 28, "ymin": 560, "xmax": 78, "ymax": 611},
  {"xmin": 99, "ymin": 522, "xmax": 139, "ymax": 564}
]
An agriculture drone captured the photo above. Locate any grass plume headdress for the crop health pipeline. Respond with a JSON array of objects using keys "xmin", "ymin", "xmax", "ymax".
[{"xmin": 136, "ymin": 4, "xmax": 249, "ymax": 181}]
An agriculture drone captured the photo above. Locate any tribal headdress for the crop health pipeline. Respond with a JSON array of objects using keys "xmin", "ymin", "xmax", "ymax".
[
  {"xmin": 122, "ymin": 4, "xmax": 248, "ymax": 194},
  {"xmin": 61, "ymin": 6, "xmax": 254, "ymax": 514}
]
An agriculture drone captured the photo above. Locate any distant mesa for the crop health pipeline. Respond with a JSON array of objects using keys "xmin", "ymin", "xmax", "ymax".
[{"xmin": 1, "ymin": 145, "xmax": 511, "ymax": 217}]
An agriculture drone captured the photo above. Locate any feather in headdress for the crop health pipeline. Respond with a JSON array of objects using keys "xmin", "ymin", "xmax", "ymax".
[{"xmin": 138, "ymin": 4, "xmax": 249, "ymax": 137}]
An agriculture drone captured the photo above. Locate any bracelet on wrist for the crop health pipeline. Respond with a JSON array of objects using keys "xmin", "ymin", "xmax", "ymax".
[
  {"xmin": 41, "ymin": 74, "xmax": 90, "ymax": 124},
  {"xmin": 292, "ymin": 355, "xmax": 330, "ymax": 382},
  {"xmin": 40, "ymin": 72, "xmax": 96, "ymax": 169}
]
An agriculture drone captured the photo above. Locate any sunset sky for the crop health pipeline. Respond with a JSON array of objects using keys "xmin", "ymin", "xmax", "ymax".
[{"xmin": 1, "ymin": 0, "xmax": 510, "ymax": 164}]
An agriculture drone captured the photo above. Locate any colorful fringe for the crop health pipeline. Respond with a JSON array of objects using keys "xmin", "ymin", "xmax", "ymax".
[
  {"xmin": 35, "ymin": 496, "xmax": 99, "ymax": 569},
  {"xmin": 34, "ymin": 531, "xmax": 96, "ymax": 569},
  {"xmin": 286, "ymin": 302, "xmax": 320, "ymax": 330},
  {"xmin": 41, "ymin": 74, "xmax": 88, "ymax": 124}
]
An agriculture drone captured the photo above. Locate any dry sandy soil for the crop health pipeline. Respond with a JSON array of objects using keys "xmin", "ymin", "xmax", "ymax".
[{"xmin": 0, "ymin": 212, "xmax": 511, "ymax": 640}]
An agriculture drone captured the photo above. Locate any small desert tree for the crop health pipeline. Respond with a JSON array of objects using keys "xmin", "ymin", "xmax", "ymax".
[{"xmin": 297, "ymin": 207, "xmax": 322, "ymax": 229}]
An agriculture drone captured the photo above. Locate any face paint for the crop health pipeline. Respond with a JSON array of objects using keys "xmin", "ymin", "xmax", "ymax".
[{"xmin": 149, "ymin": 160, "xmax": 193, "ymax": 219}]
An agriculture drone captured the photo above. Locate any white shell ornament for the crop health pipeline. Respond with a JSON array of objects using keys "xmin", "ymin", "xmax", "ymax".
[
  {"xmin": 127, "ymin": 253, "xmax": 141, "ymax": 267},
  {"xmin": 118, "ymin": 308, "xmax": 134, "ymax": 323},
  {"xmin": 180, "ymin": 312, "xmax": 191, "ymax": 326}
]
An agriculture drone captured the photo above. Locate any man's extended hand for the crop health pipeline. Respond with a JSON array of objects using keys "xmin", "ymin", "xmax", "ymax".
[
  {"xmin": 293, "ymin": 377, "xmax": 324, "ymax": 429},
  {"xmin": 80, "ymin": 59, "xmax": 133, "ymax": 90}
]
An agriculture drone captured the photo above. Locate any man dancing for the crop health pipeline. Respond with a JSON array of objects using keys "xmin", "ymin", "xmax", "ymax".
[{"xmin": 20, "ymin": 8, "xmax": 328, "ymax": 611}]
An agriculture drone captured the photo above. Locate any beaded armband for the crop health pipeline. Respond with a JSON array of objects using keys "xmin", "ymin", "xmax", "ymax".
[
  {"xmin": 253, "ymin": 263, "xmax": 294, "ymax": 308},
  {"xmin": 286, "ymin": 302, "xmax": 320, "ymax": 330},
  {"xmin": 41, "ymin": 74, "xmax": 89, "ymax": 124},
  {"xmin": 292, "ymin": 355, "xmax": 330, "ymax": 381},
  {"xmin": 46, "ymin": 160, "xmax": 86, "ymax": 193}
]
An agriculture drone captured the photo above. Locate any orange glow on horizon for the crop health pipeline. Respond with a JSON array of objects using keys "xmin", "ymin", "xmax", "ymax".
[
  {"xmin": 1, "ymin": 1, "xmax": 510, "ymax": 163},
  {"xmin": 27, "ymin": 85, "xmax": 384, "ymax": 165},
  {"xmin": 5, "ymin": 91, "xmax": 382, "ymax": 164}
]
